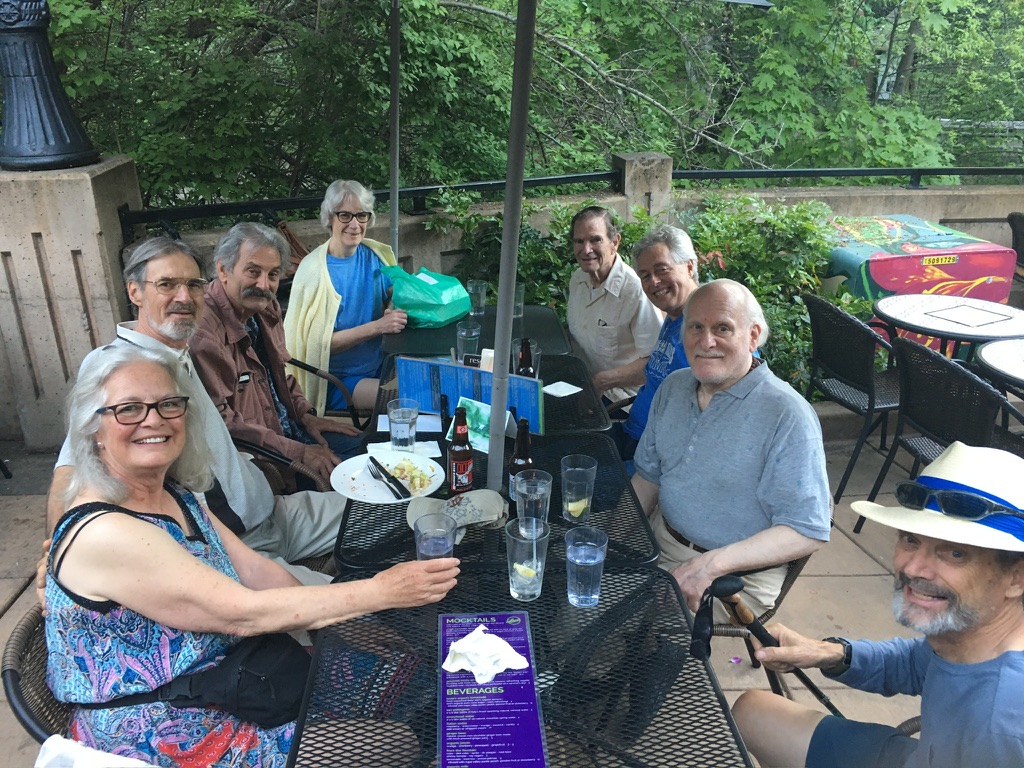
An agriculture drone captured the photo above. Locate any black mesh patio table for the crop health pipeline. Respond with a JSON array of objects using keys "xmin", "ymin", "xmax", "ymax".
[
  {"xmin": 334, "ymin": 432, "xmax": 657, "ymax": 570},
  {"xmin": 382, "ymin": 304, "xmax": 572, "ymax": 358},
  {"xmin": 373, "ymin": 353, "xmax": 609, "ymax": 435},
  {"xmin": 287, "ymin": 567, "xmax": 752, "ymax": 768}
]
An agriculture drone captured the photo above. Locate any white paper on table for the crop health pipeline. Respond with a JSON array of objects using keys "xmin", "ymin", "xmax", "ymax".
[
  {"xmin": 441, "ymin": 624, "xmax": 528, "ymax": 684},
  {"xmin": 543, "ymin": 381, "xmax": 582, "ymax": 397},
  {"xmin": 366, "ymin": 440, "xmax": 443, "ymax": 459},
  {"xmin": 377, "ymin": 414, "xmax": 444, "ymax": 433}
]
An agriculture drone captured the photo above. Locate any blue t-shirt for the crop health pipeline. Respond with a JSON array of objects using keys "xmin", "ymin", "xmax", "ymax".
[
  {"xmin": 839, "ymin": 637, "xmax": 1024, "ymax": 767},
  {"xmin": 326, "ymin": 243, "xmax": 392, "ymax": 388},
  {"xmin": 624, "ymin": 313, "xmax": 687, "ymax": 440}
]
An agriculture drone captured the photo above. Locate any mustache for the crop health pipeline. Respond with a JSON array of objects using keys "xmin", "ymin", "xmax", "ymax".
[
  {"xmin": 894, "ymin": 572, "xmax": 958, "ymax": 601},
  {"xmin": 242, "ymin": 287, "xmax": 275, "ymax": 301},
  {"xmin": 168, "ymin": 302, "xmax": 196, "ymax": 315}
]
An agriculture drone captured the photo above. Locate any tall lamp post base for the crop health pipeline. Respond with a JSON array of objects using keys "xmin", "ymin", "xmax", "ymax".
[{"xmin": 0, "ymin": 0, "xmax": 99, "ymax": 170}]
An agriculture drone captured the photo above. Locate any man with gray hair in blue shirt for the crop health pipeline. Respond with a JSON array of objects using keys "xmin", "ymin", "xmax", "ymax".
[{"xmin": 631, "ymin": 279, "xmax": 831, "ymax": 617}]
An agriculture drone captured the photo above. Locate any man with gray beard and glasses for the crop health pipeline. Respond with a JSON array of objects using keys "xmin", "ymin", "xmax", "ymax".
[
  {"xmin": 732, "ymin": 441, "xmax": 1024, "ymax": 768},
  {"xmin": 47, "ymin": 236, "xmax": 352, "ymax": 584},
  {"xmin": 191, "ymin": 223, "xmax": 362, "ymax": 489}
]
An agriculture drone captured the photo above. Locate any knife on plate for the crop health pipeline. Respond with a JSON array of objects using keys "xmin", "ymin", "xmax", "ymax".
[{"xmin": 368, "ymin": 455, "xmax": 412, "ymax": 499}]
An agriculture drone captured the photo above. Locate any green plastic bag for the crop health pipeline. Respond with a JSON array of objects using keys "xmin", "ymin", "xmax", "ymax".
[{"xmin": 382, "ymin": 266, "xmax": 471, "ymax": 328}]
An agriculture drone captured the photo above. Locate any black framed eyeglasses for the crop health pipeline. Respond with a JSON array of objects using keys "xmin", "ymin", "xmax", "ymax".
[
  {"xmin": 96, "ymin": 397, "xmax": 190, "ymax": 425},
  {"xmin": 895, "ymin": 481, "xmax": 1024, "ymax": 521},
  {"xmin": 141, "ymin": 278, "xmax": 208, "ymax": 295},
  {"xmin": 333, "ymin": 211, "xmax": 372, "ymax": 224}
]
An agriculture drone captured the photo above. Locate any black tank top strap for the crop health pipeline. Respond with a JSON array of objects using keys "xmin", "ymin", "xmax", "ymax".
[{"xmin": 52, "ymin": 505, "xmax": 127, "ymax": 581}]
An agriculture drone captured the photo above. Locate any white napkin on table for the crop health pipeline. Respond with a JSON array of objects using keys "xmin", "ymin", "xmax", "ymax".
[
  {"xmin": 543, "ymin": 381, "xmax": 582, "ymax": 397},
  {"xmin": 366, "ymin": 440, "xmax": 443, "ymax": 458},
  {"xmin": 441, "ymin": 624, "xmax": 528, "ymax": 684}
]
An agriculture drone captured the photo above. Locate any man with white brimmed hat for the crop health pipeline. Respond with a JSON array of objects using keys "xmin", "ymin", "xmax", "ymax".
[{"xmin": 731, "ymin": 441, "xmax": 1024, "ymax": 768}]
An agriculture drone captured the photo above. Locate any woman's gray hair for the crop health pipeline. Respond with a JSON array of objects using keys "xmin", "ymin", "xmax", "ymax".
[
  {"xmin": 632, "ymin": 224, "xmax": 699, "ymax": 280},
  {"xmin": 64, "ymin": 345, "xmax": 214, "ymax": 506},
  {"xmin": 319, "ymin": 180, "xmax": 376, "ymax": 230},
  {"xmin": 213, "ymin": 222, "xmax": 290, "ymax": 273}
]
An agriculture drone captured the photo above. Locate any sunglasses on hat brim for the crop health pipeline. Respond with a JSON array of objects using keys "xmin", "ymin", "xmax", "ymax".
[{"xmin": 896, "ymin": 481, "xmax": 1024, "ymax": 522}]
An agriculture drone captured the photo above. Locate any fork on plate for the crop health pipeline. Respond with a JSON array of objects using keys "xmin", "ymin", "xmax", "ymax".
[{"xmin": 367, "ymin": 459, "xmax": 404, "ymax": 500}]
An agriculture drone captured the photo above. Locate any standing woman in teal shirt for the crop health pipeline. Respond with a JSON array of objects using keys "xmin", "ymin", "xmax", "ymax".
[{"xmin": 285, "ymin": 180, "xmax": 408, "ymax": 414}]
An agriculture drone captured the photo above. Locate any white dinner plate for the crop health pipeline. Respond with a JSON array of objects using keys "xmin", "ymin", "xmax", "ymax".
[{"xmin": 330, "ymin": 451, "xmax": 445, "ymax": 504}]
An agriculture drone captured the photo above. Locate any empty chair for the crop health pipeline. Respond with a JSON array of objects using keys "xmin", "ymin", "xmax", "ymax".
[
  {"xmin": 858, "ymin": 336, "xmax": 1024, "ymax": 532},
  {"xmin": 802, "ymin": 294, "xmax": 901, "ymax": 503}
]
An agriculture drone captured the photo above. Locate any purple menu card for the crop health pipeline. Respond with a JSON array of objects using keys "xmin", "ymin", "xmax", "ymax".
[{"xmin": 438, "ymin": 612, "xmax": 547, "ymax": 767}]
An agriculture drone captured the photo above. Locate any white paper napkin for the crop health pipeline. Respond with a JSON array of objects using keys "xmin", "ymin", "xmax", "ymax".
[
  {"xmin": 441, "ymin": 624, "xmax": 528, "ymax": 684},
  {"xmin": 543, "ymin": 381, "xmax": 582, "ymax": 397},
  {"xmin": 366, "ymin": 440, "xmax": 443, "ymax": 458}
]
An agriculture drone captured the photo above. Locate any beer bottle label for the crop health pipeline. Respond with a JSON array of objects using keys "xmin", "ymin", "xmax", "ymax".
[{"xmin": 451, "ymin": 459, "xmax": 473, "ymax": 492}]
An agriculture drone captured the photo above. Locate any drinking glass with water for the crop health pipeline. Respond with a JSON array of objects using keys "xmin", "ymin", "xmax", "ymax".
[
  {"xmin": 387, "ymin": 398, "xmax": 418, "ymax": 451},
  {"xmin": 565, "ymin": 526, "xmax": 608, "ymax": 607}
]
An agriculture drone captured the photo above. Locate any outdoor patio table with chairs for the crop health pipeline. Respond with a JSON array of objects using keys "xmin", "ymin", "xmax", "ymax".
[
  {"xmin": 333, "ymin": 431, "xmax": 658, "ymax": 570},
  {"xmin": 976, "ymin": 338, "xmax": 1024, "ymax": 392},
  {"xmin": 873, "ymin": 293, "xmax": 1024, "ymax": 361},
  {"xmin": 286, "ymin": 567, "xmax": 752, "ymax": 768}
]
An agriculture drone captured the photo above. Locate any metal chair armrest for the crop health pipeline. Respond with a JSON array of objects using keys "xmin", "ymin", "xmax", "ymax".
[
  {"xmin": 288, "ymin": 358, "xmax": 367, "ymax": 432},
  {"xmin": 233, "ymin": 438, "xmax": 331, "ymax": 493}
]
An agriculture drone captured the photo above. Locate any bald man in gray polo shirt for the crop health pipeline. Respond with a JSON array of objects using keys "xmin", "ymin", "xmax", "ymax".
[{"xmin": 632, "ymin": 280, "xmax": 831, "ymax": 618}]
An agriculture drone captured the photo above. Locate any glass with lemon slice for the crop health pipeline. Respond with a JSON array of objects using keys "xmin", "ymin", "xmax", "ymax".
[
  {"xmin": 560, "ymin": 454, "xmax": 598, "ymax": 523},
  {"xmin": 505, "ymin": 518, "xmax": 550, "ymax": 601}
]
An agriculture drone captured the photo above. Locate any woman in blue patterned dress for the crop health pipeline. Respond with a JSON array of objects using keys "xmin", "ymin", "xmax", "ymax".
[{"xmin": 45, "ymin": 345, "xmax": 459, "ymax": 766}]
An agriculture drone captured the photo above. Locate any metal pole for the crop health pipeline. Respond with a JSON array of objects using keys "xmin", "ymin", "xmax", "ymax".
[
  {"xmin": 389, "ymin": 0, "xmax": 401, "ymax": 254},
  {"xmin": 487, "ymin": 0, "xmax": 536, "ymax": 490}
]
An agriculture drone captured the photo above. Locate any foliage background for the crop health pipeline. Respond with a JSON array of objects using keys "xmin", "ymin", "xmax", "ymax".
[{"xmin": 39, "ymin": 0, "xmax": 1024, "ymax": 208}]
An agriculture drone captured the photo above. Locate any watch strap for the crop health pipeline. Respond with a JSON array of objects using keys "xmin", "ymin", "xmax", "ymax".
[{"xmin": 821, "ymin": 636, "xmax": 852, "ymax": 677}]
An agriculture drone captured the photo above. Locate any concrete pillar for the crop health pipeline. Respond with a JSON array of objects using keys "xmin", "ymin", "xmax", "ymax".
[
  {"xmin": 0, "ymin": 155, "xmax": 141, "ymax": 448},
  {"xmin": 612, "ymin": 152, "xmax": 673, "ymax": 219}
]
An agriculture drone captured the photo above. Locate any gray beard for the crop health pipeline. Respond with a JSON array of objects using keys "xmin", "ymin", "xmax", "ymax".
[
  {"xmin": 153, "ymin": 317, "xmax": 197, "ymax": 341},
  {"xmin": 892, "ymin": 575, "xmax": 979, "ymax": 635}
]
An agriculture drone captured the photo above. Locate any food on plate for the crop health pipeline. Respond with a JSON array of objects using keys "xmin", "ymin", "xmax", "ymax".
[{"xmin": 390, "ymin": 457, "xmax": 434, "ymax": 494}]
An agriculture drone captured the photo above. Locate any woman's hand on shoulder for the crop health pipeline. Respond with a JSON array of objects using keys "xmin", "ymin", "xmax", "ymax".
[{"xmin": 371, "ymin": 558, "xmax": 459, "ymax": 609}]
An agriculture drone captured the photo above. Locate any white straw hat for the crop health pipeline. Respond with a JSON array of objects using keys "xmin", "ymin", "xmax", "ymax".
[{"xmin": 851, "ymin": 442, "xmax": 1024, "ymax": 552}]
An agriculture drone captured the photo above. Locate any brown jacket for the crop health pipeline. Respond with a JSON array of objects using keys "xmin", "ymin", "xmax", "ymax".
[{"xmin": 191, "ymin": 279, "xmax": 313, "ymax": 462}]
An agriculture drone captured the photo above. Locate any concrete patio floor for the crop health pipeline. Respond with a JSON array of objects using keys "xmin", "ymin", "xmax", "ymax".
[{"xmin": 0, "ymin": 411, "xmax": 922, "ymax": 767}]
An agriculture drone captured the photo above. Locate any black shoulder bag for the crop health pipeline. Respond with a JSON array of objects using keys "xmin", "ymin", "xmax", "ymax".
[{"xmin": 80, "ymin": 633, "xmax": 311, "ymax": 728}]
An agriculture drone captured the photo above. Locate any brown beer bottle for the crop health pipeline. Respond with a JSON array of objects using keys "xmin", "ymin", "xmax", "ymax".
[
  {"xmin": 448, "ymin": 407, "xmax": 474, "ymax": 494},
  {"xmin": 515, "ymin": 337, "xmax": 536, "ymax": 378},
  {"xmin": 508, "ymin": 418, "xmax": 534, "ymax": 503}
]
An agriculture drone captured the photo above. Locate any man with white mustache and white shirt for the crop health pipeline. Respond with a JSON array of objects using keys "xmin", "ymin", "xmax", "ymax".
[
  {"xmin": 45, "ymin": 237, "xmax": 345, "ymax": 584},
  {"xmin": 630, "ymin": 279, "xmax": 831, "ymax": 619}
]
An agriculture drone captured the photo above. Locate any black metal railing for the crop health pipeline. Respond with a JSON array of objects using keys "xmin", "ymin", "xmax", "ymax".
[
  {"xmin": 118, "ymin": 165, "xmax": 1024, "ymax": 247},
  {"xmin": 117, "ymin": 171, "xmax": 620, "ymax": 245},
  {"xmin": 671, "ymin": 166, "xmax": 1024, "ymax": 188}
]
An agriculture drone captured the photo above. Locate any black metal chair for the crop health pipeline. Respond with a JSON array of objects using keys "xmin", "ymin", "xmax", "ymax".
[
  {"xmin": 859, "ymin": 337, "xmax": 1024, "ymax": 532},
  {"xmin": 1008, "ymin": 211, "xmax": 1024, "ymax": 270},
  {"xmin": 802, "ymin": 294, "xmax": 901, "ymax": 504},
  {"xmin": 287, "ymin": 357, "xmax": 370, "ymax": 432},
  {"xmin": 2, "ymin": 604, "xmax": 71, "ymax": 743}
]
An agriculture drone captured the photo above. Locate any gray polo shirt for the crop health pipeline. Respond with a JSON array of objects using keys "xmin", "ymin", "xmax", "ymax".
[
  {"xmin": 56, "ymin": 322, "xmax": 274, "ymax": 530},
  {"xmin": 634, "ymin": 363, "xmax": 831, "ymax": 550}
]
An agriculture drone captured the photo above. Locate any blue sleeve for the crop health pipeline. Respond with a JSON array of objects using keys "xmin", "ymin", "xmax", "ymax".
[{"xmin": 837, "ymin": 637, "xmax": 932, "ymax": 697}]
